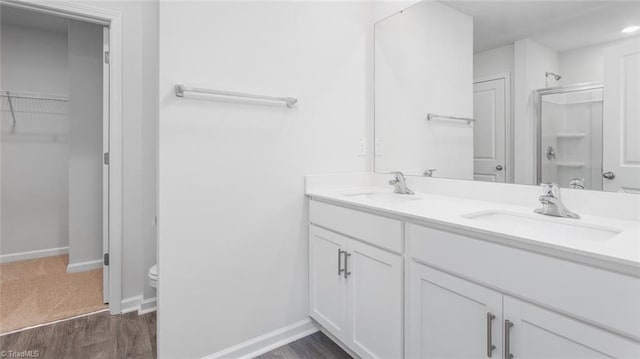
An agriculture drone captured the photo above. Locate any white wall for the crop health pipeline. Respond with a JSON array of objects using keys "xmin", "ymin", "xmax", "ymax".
[
  {"xmin": 559, "ymin": 36, "xmax": 640, "ymax": 85},
  {"xmin": 474, "ymin": 44, "xmax": 514, "ymax": 80},
  {"xmin": 374, "ymin": 1, "xmax": 473, "ymax": 178},
  {"xmin": 65, "ymin": 0, "xmax": 159, "ymax": 306},
  {"xmin": 67, "ymin": 19, "xmax": 103, "ymax": 268},
  {"xmin": 158, "ymin": 1, "xmax": 371, "ymax": 357},
  {"xmin": 514, "ymin": 39, "xmax": 559, "ymax": 184},
  {"xmin": 0, "ymin": 23, "xmax": 70, "ymax": 258},
  {"xmin": 140, "ymin": 0, "xmax": 159, "ymax": 306}
]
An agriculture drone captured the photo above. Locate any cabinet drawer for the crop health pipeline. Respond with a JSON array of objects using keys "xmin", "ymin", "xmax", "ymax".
[
  {"xmin": 309, "ymin": 200, "xmax": 402, "ymax": 253},
  {"xmin": 408, "ymin": 223, "xmax": 640, "ymax": 340}
]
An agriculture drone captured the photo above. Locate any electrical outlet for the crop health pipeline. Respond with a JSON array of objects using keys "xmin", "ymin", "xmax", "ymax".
[
  {"xmin": 375, "ymin": 138, "xmax": 382, "ymax": 155},
  {"xmin": 358, "ymin": 137, "xmax": 367, "ymax": 156}
]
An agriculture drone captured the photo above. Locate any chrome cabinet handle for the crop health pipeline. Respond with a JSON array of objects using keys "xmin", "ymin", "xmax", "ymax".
[
  {"xmin": 487, "ymin": 313, "xmax": 496, "ymax": 357},
  {"xmin": 338, "ymin": 249, "xmax": 344, "ymax": 276},
  {"xmin": 496, "ymin": 165, "xmax": 503, "ymax": 171},
  {"xmin": 602, "ymin": 171, "xmax": 615, "ymax": 180},
  {"xmin": 344, "ymin": 252, "xmax": 351, "ymax": 279},
  {"xmin": 504, "ymin": 320, "xmax": 514, "ymax": 359}
]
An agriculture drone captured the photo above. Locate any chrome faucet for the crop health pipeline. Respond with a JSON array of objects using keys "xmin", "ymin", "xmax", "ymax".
[
  {"xmin": 389, "ymin": 172, "xmax": 414, "ymax": 195},
  {"xmin": 534, "ymin": 183, "xmax": 580, "ymax": 219}
]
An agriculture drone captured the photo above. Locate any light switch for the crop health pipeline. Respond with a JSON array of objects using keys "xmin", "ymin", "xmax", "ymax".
[
  {"xmin": 375, "ymin": 138, "xmax": 382, "ymax": 155},
  {"xmin": 358, "ymin": 137, "xmax": 367, "ymax": 156}
]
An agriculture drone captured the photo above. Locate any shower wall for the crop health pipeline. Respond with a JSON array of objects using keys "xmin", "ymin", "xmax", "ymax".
[{"xmin": 540, "ymin": 89, "xmax": 603, "ymax": 190}]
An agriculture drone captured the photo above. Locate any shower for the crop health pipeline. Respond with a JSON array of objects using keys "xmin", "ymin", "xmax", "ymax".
[
  {"xmin": 536, "ymin": 83, "xmax": 604, "ymax": 190},
  {"xmin": 545, "ymin": 72, "xmax": 562, "ymax": 87}
]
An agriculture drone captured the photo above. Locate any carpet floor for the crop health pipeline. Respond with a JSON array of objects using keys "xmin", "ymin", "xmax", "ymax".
[{"xmin": 0, "ymin": 254, "xmax": 107, "ymax": 333}]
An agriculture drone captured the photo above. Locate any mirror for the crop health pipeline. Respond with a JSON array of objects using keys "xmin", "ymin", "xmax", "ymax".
[{"xmin": 374, "ymin": 1, "xmax": 640, "ymax": 193}]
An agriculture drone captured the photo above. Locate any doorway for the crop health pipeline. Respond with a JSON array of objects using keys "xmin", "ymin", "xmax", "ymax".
[
  {"xmin": 473, "ymin": 73, "xmax": 511, "ymax": 183},
  {"xmin": 0, "ymin": 2, "xmax": 121, "ymax": 332}
]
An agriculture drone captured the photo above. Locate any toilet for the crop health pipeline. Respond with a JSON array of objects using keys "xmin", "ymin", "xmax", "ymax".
[{"xmin": 148, "ymin": 264, "xmax": 158, "ymax": 289}]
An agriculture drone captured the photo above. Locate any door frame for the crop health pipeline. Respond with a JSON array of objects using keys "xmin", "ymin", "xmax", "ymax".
[
  {"xmin": 534, "ymin": 82, "xmax": 603, "ymax": 186},
  {"xmin": 473, "ymin": 72, "xmax": 513, "ymax": 183},
  {"xmin": 2, "ymin": 0, "xmax": 124, "ymax": 314}
]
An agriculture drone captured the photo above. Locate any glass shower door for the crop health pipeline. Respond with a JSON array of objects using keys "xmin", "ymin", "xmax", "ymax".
[{"xmin": 538, "ymin": 87, "xmax": 603, "ymax": 190}]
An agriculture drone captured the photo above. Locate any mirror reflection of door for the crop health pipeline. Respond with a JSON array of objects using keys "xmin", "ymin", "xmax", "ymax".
[
  {"xmin": 473, "ymin": 76, "xmax": 507, "ymax": 182},
  {"xmin": 603, "ymin": 38, "xmax": 640, "ymax": 193}
]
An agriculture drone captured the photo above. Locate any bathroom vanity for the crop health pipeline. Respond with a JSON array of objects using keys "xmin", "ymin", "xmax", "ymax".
[{"xmin": 306, "ymin": 181, "xmax": 640, "ymax": 359}]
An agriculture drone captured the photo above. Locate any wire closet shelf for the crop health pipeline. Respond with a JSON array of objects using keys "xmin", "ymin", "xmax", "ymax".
[{"xmin": 1, "ymin": 90, "xmax": 70, "ymax": 136}]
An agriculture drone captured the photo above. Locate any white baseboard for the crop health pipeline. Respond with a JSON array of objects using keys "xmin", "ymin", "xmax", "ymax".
[
  {"xmin": 66, "ymin": 259, "xmax": 103, "ymax": 273},
  {"xmin": 120, "ymin": 295, "xmax": 157, "ymax": 315},
  {"xmin": 121, "ymin": 295, "xmax": 143, "ymax": 314},
  {"xmin": 0, "ymin": 246, "xmax": 69, "ymax": 264},
  {"xmin": 204, "ymin": 318, "xmax": 318, "ymax": 359},
  {"xmin": 139, "ymin": 296, "xmax": 157, "ymax": 314}
]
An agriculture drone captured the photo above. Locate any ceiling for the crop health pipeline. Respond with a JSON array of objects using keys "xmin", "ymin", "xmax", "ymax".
[
  {"xmin": 1, "ymin": 5, "xmax": 68, "ymax": 34},
  {"xmin": 442, "ymin": 1, "xmax": 640, "ymax": 53}
]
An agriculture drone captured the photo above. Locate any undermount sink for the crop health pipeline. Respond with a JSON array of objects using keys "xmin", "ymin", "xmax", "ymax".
[
  {"xmin": 462, "ymin": 210, "xmax": 622, "ymax": 242},
  {"xmin": 343, "ymin": 191, "xmax": 422, "ymax": 204}
]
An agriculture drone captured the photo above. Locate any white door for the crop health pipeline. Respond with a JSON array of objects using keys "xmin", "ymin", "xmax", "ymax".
[
  {"xmin": 309, "ymin": 225, "xmax": 348, "ymax": 340},
  {"xmin": 407, "ymin": 263, "xmax": 503, "ymax": 359},
  {"xmin": 603, "ymin": 38, "xmax": 640, "ymax": 193},
  {"xmin": 473, "ymin": 77, "xmax": 508, "ymax": 182},
  {"xmin": 102, "ymin": 26, "xmax": 110, "ymax": 304},
  {"xmin": 347, "ymin": 240, "xmax": 402, "ymax": 359},
  {"xmin": 504, "ymin": 296, "xmax": 640, "ymax": 358}
]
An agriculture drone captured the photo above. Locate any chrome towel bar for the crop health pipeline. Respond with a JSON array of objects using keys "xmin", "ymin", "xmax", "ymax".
[
  {"xmin": 174, "ymin": 84, "xmax": 298, "ymax": 108},
  {"xmin": 427, "ymin": 113, "xmax": 475, "ymax": 124}
]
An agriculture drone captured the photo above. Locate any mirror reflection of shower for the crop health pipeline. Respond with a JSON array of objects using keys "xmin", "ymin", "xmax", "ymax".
[
  {"xmin": 545, "ymin": 72, "xmax": 562, "ymax": 87},
  {"xmin": 537, "ymin": 84, "xmax": 603, "ymax": 190}
]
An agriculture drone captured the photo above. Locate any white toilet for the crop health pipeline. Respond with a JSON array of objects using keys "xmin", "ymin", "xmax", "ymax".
[{"xmin": 148, "ymin": 264, "xmax": 158, "ymax": 289}]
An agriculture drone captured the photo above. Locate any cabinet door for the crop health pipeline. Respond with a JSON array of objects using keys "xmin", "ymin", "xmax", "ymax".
[
  {"xmin": 309, "ymin": 225, "xmax": 348, "ymax": 340},
  {"xmin": 504, "ymin": 296, "xmax": 640, "ymax": 359},
  {"xmin": 407, "ymin": 263, "xmax": 503, "ymax": 359},
  {"xmin": 347, "ymin": 239, "xmax": 403, "ymax": 359}
]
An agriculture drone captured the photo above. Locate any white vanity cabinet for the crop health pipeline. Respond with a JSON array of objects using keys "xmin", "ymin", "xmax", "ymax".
[
  {"xmin": 407, "ymin": 263, "xmax": 504, "ymax": 359},
  {"xmin": 408, "ymin": 262, "xmax": 640, "ymax": 359},
  {"xmin": 504, "ymin": 296, "xmax": 640, "ymax": 358},
  {"xmin": 408, "ymin": 223, "xmax": 640, "ymax": 359},
  {"xmin": 309, "ymin": 200, "xmax": 403, "ymax": 359},
  {"xmin": 307, "ymin": 197, "xmax": 640, "ymax": 359}
]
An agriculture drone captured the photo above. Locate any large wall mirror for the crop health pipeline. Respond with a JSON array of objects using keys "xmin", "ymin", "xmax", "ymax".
[{"xmin": 374, "ymin": 1, "xmax": 640, "ymax": 193}]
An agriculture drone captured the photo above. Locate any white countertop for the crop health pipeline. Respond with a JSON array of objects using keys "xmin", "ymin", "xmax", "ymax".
[{"xmin": 307, "ymin": 186, "xmax": 640, "ymax": 276}]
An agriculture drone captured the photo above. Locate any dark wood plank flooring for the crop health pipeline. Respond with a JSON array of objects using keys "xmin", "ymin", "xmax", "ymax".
[
  {"xmin": 257, "ymin": 331, "xmax": 352, "ymax": 359},
  {"xmin": 1, "ymin": 311, "xmax": 349, "ymax": 359},
  {"xmin": 0, "ymin": 311, "xmax": 156, "ymax": 359}
]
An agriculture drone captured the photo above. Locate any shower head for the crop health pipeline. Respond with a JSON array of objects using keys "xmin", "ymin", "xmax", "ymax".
[{"xmin": 545, "ymin": 72, "xmax": 562, "ymax": 81}]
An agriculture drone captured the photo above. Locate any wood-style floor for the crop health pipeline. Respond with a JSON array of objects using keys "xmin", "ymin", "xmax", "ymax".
[
  {"xmin": 257, "ymin": 331, "xmax": 352, "ymax": 359},
  {"xmin": 0, "ymin": 311, "xmax": 156, "ymax": 359},
  {"xmin": 0, "ymin": 310, "xmax": 351, "ymax": 359}
]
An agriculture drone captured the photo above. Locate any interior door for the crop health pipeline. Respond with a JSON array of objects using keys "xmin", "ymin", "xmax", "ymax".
[
  {"xmin": 347, "ymin": 239, "xmax": 402, "ymax": 359},
  {"xmin": 603, "ymin": 38, "xmax": 640, "ymax": 193},
  {"xmin": 407, "ymin": 263, "xmax": 503, "ymax": 359},
  {"xmin": 102, "ymin": 26, "xmax": 110, "ymax": 303},
  {"xmin": 503, "ymin": 296, "xmax": 640, "ymax": 358},
  {"xmin": 473, "ymin": 77, "xmax": 507, "ymax": 182},
  {"xmin": 309, "ymin": 225, "xmax": 348, "ymax": 341}
]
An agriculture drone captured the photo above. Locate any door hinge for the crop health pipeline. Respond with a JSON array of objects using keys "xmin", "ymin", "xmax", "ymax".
[
  {"xmin": 104, "ymin": 253, "xmax": 109, "ymax": 266},
  {"xmin": 104, "ymin": 152, "xmax": 110, "ymax": 165},
  {"xmin": 104, "ymin": 51, "xmax": 110, "ymax": 64}
]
